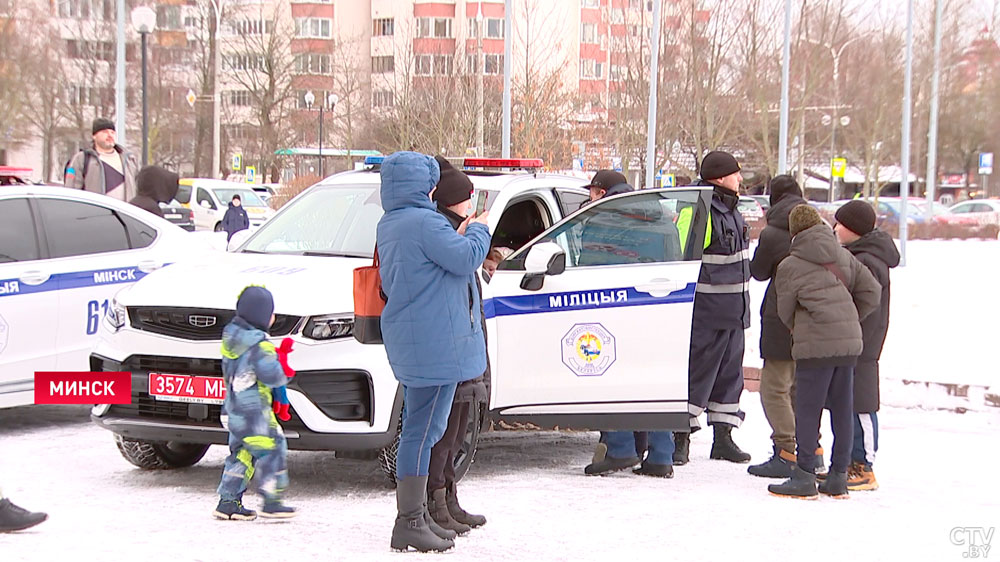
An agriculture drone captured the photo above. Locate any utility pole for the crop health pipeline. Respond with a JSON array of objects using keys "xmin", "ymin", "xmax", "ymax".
[
  {"xmin": 502, "ymin": 0, "xmax": 511, "ymax": 158},
  {"xmin": 900, "ymin": 0, "xmax": 914, "ymax": 266},
  {"xmin": 644, "ymin": 0, "xmax": 662, "ymax": 190},
  {"xmin": 925, "ymin": 0, "xmax": 944, "ymax": 221},
  {"xmin": 477, "ymin": 2, "xmax": 485, "ymax": 157},
  {"xmin": 115, "ymin": 0, "xmax": 126, "ymax": 146},
  {"xmin": 778, "ymin": 0, "xmax": 791, "ymax": 175}
]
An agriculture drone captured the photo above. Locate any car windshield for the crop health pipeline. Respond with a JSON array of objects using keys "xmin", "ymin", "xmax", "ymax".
[
  {"xmin": 737, "ymin": 199, "xmax": 759, "ymax": 213},
  {"xmin": 214, "ymin": 188, "xmax": 267, "ymax": 207},
  {"xmin": 241, "ymin": 184, "xmax": 381, "ymax": 257}
]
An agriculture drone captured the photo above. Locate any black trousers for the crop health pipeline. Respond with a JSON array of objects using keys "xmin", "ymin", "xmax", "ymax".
[
  {"xmin": 427, "ymin": 399, "xmax": 471, "ymax": 491},
  {"xmin": 794, "ymin": 365, "xmax": 854, "ymax": 474}
]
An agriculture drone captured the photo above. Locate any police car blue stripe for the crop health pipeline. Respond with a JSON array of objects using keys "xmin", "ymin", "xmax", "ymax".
[
  {"xmin": 0, "ymin": 266, "xmax": 151, "ymax": 298},
  {"xmin": 483, "ymin": 283, "xmax": 695, "ymax": 319}
]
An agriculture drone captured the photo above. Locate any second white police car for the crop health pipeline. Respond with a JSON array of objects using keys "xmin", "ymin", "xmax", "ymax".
[{"xmin": 90, "ymin": 157, "xmax": 714, "ymax": 481}]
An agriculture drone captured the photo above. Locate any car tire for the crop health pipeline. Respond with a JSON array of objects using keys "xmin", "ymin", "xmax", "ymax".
[
  {"xmin": 114, "ymin": 434, "xmax": 211, "ymax": 469},
  {"xmin": 213, "ymin": 222, "xmax": 223, "ymax": 233},
  {"xmin": 377, "ymin": 399, "xmax": 484, "ymax": 486}
]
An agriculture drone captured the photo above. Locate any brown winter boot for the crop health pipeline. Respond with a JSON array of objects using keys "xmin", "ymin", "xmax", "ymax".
[
  {"xmin": 428, "ymin": 488, "xmax": 470, "ymax": 535},
  {"xmin": 446, "ymin": 482, "xmax": 486, "ymax": 528}
]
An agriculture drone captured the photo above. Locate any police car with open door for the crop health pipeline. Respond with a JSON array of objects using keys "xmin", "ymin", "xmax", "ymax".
[
  {"xmin": 0, "ymin": 186, "xmax": 205, "ymax": 408},
  {"xmin": 88, "ymin": 157, "xmax": 712, "ymax": 479}
]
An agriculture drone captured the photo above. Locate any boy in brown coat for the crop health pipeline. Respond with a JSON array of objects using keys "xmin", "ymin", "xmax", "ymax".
[{"xmin": 767, "ymin": 205, "xmax": 881, "ymax": 499}]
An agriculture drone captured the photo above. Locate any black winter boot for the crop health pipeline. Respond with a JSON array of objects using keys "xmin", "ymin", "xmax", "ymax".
[
  {"xmin": 818, "ymin": 470, "xmax": 850, "ymax": 499},
  {"xmin": 584, "ymin": 443, "xmax": 639, "ymax": 475},
  {"xmin": 390, "ymin": 476, "xmax": 455, "ymax": 552},
  {"xmin": 0, "ymin": 498, "xmax": 47, "ymax": 532},
  {"xmin": 710, "ymin": 424, "xmax": 751, "ymax": 463},
  {"xmin": 446, "ymin": 483, "xmax": 486, "ymax": 528},
  {"xmin": 428, "ymin": 488, "xmax": 470, "ymax": 535},
  {"xmin": 672, "ymin": 432, "xmax": 690, "ymax": 465},
  {"xmin": 748, "ymin": 447, "xmax": 796, "ymax": 478},
  {"xmin": 768, "ymin": 465, "xmax": 819, "ymax": 499},
  {"xmin": 633, "ymin": 460, "xmax": 674, "ymax": 478}
]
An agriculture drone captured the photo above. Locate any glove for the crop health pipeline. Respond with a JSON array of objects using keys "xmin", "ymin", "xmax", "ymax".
[{"xmin": 275, "ymin": 337, "xmax": 295, "ymax": 378}]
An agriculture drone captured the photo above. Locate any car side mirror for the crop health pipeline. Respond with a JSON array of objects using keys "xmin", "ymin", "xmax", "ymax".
[
  {"xmin": 200, "ymin": 200, "xmax": 212, "ymax": 209},
  {"xmin": 227, "ymin": 229, "xmax": 253, "ymax": 252},
  {"xmin": 521, "ymin": 242, "xmax": 566, "ymax": 291}
]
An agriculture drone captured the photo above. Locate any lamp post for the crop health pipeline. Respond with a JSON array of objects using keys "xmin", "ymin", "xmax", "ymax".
[
  {"xmin": 304, "ymin": 91, "xmax": 338, "ymax": 178},
  {"xmin": 476, "ymin": 2, "xmax": 484, "ymax": 157},
  {"xmin": 131, "ymin": 5, "xmax": 156, "ymax": 167},
  {"xmin": 208, "ymin": 0, "xmax": 225, "ymax": 179}
]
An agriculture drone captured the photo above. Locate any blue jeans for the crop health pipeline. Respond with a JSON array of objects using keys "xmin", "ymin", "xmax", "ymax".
[
  {"xmin": 396, "ymin": 384, "xmax": 458, "ymax": 480},
  {"xmin": 605, "ymin": 430, "xmax": 675, "ymax": 465},
  {"xmin": 852, "ymin": 411, "xmax": 879, "ymax": 466}
]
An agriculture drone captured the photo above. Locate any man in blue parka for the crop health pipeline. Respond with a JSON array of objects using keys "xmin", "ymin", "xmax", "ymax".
[{"xmin": 376, "ymin": 152, "xmax": 490, "ymax": 553}]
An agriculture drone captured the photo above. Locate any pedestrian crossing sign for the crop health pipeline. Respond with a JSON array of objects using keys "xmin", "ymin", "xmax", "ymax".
[
  {"xmin": 232, "ymin": 154, "xmax": 242, "ymax": 171},
  {"xmin": 245, "ymin": 166, "xmax": 256, "ymax": 183},
  {"xmin": 831, "ymin": 158, "xmax": 847, "ymax": 178}
]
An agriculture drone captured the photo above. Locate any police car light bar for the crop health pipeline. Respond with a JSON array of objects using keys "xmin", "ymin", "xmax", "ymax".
[
  {"xmin": 364, "ymin": 156, "xmax": 385, "ymax": 166},
  {"xmin": 463, "ymin": 158, "xmax": 544, "ymax": 169}
]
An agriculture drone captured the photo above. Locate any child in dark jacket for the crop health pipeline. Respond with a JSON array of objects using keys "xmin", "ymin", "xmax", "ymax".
[
  {"xmin": 769, "ymin": 205, "xmax": 881, "ymax": 500},
  {"xmin": 213, "ymin": 286, "xmax": 296, "ymax": 521},
  {"xmin": 834, "ymin": 201, "xmax": 900, "ymax": 491},
  {"xmin": 221, "ymin": 194, "xmax": 250, "ymax": 241}
]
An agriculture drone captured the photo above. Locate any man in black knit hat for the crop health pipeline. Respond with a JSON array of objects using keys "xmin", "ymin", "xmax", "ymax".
[
  {"xmin": 673, "ymin": 150, "xmax": 753, "ymax": 466},
  {"xmin": 64, "ymin": 117, "xmax": 139, "ymax": 201}
]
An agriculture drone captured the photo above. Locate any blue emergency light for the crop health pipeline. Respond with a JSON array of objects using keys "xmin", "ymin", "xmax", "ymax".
[{"xmin": 364, "ymin": 156, "xmax": 385, "ymax": 165}]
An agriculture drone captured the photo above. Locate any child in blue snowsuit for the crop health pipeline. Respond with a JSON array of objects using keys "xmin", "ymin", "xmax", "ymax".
[{"xmin": 213, "ymin": 286, "xmax": 296, "ymax": 521}]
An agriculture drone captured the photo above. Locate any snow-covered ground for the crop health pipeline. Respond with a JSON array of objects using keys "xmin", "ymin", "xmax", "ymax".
[{"xmin": 1, "ymin": 240, "xmax": 998, "ymax": 560}]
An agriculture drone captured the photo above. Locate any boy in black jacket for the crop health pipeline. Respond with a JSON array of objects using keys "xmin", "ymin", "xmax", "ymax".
[{"xmin": 833, "ymin": 201, "xmax": 900, "ymax": 491}]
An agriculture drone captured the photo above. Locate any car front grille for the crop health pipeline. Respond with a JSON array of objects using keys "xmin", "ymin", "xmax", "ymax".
[{"xmin": 128, "ymin": 306, "xmax": 299, "ymax": 341}]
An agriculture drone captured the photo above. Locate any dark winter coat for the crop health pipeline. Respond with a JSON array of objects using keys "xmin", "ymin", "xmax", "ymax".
[
  {"xmin": 844, "ymin": 229, "xmax": 900, "ymax": 412},
  {"xmin": 750, "ymin": 194, "xmax": 806, "ymax": 360},
  {"xmin": 775, "ymin": 224, "xmax": 881, "ymax": 368},
  {"xmin": 222, "ymin": 203, "xmax": 250, "ymax": 241},
  {"xmin": 64, "ymin": 144, "xmax": 139, "ymax": 201},
  {"xmin": 129, "ymin": 166, "xmax": 179, "ymax": 218},
  {"xmin": 438, "ymin": 203, "xmax": 489, "ymax": 403},
  {"xmin": 693, "ymin": 181, "xmax": 751, "ymax": 330},
  {"xmin": 220, "ymin": 316, "xmax": 287, "ymax": 429}
]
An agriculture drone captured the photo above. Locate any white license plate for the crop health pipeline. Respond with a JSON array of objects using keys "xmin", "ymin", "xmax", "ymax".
[{"xmin": 165, "ymin": 213, "xmax": 183, "ymax": 219}]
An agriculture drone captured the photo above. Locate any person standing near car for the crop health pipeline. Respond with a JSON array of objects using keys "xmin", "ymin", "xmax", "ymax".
[
  {"xmin": 129, "ymin": 165, "xmax": 179, "ymax": 218},
  {"xmin": 222, "ymin": 194, "xmax": 250, "ymax": 241},
  {"xmin": 747, "ymin": 175, "xmax": 808, "ymax": 478},
  {"xmin": 64, "ymin": 118, "xmax": 139, "ymax": 202},
  {"xmin": 425, "ymin": 156, "xmax": 489, "ymax": 535},
  {"xmin": 673, "ymin": 150, "xmax": 753, "ymax": 465},
  {"xmin": 377, "ymin": 152, "xmax": 490, "ymax": 553}
]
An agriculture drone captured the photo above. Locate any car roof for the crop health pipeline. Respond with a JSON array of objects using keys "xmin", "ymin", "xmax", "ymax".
[
  {"xmin": 0, "ymin": 184, "xmax": 181, "ymax": 226},
  {"xmin": 317, "ymin": 167, "xmax": 589, "ymax": 194},
  {"xmin": 179, "ymin": 178, "xmax": 258, "ymax": 190}
]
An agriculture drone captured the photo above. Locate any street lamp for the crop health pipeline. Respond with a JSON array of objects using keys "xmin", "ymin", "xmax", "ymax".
[
  {"xmin": 207, "ymin": 0, "xmax": 226, "ymax": 179},
  {"xmin": 304, "ymin": 91, "xmax": 338, "ymax": 178},
  {"xmin": 131, "ymin": 5, "xmax": 156, "ymax": 167}
]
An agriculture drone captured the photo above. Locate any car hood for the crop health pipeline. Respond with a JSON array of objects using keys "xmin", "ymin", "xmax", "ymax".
[{"xmin": 120, "ymin": 251, "xmax": 368, "ymax": 317}]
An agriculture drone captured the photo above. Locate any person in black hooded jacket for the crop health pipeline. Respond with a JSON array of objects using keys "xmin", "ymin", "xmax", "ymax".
[
  {"xmin": 747, "ymin": 175, "xmax": 809, "ymax": 478},
  {"xmin": 130, "ymin": 165, "xmax": 179, "ymax": 218},
  {"xmin": 833, "ymin": 200, "xmax": 899, "ymax": 492}
]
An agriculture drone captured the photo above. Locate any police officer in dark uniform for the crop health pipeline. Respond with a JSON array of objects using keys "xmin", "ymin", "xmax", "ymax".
[{"xmin": 674, "ymin": 150, "xmax": 752, "ymax": 465}]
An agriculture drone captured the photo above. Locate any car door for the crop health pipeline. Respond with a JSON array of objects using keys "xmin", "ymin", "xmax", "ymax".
[
  {"xmin": 195, "ymin": 187, "xmax": 219, "ymax": 230},
  {"xmin": 484, "ymin": 187, "xmax": 712, "ymax": 431},
  {"xmin": 0, "ymin": 196, "xmax": 56, "ymax": 407},
  {"xmin": 34, "ymin": 197, "xmax": 159, "ymax": 371}
]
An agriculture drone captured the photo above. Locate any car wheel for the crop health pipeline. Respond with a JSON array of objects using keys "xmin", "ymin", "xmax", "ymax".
[
  {"xmin": 213, "ymin": 222, "xmax": 223, "ymax": 232},
  {"xmin": 377, "ymin": 399, "xmax": 484, "ymax": 486},
  {"xmin": 114, "ymin": 434, "xmax": 211, "ymax": 469}
]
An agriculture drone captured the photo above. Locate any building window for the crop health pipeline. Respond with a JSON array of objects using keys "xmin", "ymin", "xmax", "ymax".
[
  {"xmin": 295, "ymin": 89, "xmax": 334, "ymax": 109},
  {"xmin": 581, "ymin": 22, "xmax": 598, "ymax": 44},
  {"xmin": 57, "ymin": 0, "xmax": 113, "ymax": 21},
  {"xmin": 373, "ymin": 90, "xmax": 393, "ymax": 108},
  {"xmin": 294, "ymin": 53, "xmax": 331, "ymax": 75},
  {"xmin": 433, "ymin": 55, "xmax": 453, "ymax": 75},
  {"xmin": 485, "ymin": 53, "xmax": 503, "ymax": 75},
  {"xmin": 159, "ymin": 47, "xmax": 191, "ymax": 67},
  {"xmin": 230, "ymin": 19, "xmax": 274, "ymax": 35},
  {"xmin": 65, "ymin": 40, "xmax": 115, "ymax": 62},
  {"xmin": 580, "ymin": 59, "xmax": 604, "ymax": 79},
  {"xmin": 373, "ymin": 17, "xmax": 394, "ymax": 36},
  {"xmin": 486, "ymin": 18, "xmax": 504, "ymax": 38},
  {"xmin": 295, "ymin": 18, "xmax": 332, "ymax": 39},
  {"xmin": 582, "ymin": 0, "xmax": 600, "ymax": 8},
  {"xmin": 414, "ymin": 54, "xmax": 432, "ymax": 76},
  {"xmin": 609, "ymin": 64, "xmax": 626, "ymax": 81},
  {"xmin": 225, "ymin": 54, "xmax": 266, "ymax": 72},
  {"xmin": 372, "ymin": 55, "xmax": 395, "ymax": 73},
  {"xmin": 227, "ymin": 90, "xmax": 252, "ymax": 107},
  {"xmin": 67, "ymin": 85, "xmax": 112, "ymax": 107},
  {"xmin": 155, "ymin": 5, "xmax": 182, "ymax": 31},
  {"xmin": 416, "ymin": 17, "xmax": 452, "ymax": 38}
]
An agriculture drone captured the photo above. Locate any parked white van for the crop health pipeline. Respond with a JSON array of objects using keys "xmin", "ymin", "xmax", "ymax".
[{"xmin": 176, "ymin": 179, "xmax": 275, "ymax": 232}]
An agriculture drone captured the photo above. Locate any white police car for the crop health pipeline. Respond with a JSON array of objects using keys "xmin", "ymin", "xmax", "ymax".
[
  {"xmin": 89, "ymin": 158, "xmax": 714, "ymax": 479},
  {"xmin": 0, "ymin": 186, "xmax": 206, "ymax": 408}
]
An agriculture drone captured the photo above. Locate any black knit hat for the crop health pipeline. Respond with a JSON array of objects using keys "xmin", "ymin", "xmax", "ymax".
[
  {"xmin": 700, "ymin": 151, "xmax": 741, "ymax": 181},
  {"xmin": 835, "ymin": 200, "xmax": 877, "ymax": 236},
  {"xmin": 92, "ymin": 118, "xmax": 115, "ymax": 135},
  {"xmin": 236, "ymin": 286, "xmax": 274, "ymax": 331},
  {"xmin": 768, "ymin": 174, "xmax": 802, "ymax": 206},
  {"xmin": 788, "ymin": 204, "xmax": 823, "ymax": 237},
  {"xmin": 431, "ymin": 155, "xmax": 473, "ymax": 207},
  {"xmin": 584, "ymin": 170, "xmax": 628, "ymax": 191}
]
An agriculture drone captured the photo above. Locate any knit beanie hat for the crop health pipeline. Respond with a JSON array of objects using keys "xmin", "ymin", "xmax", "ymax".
[
  {"xmin": 788, "ymin": 204, "xmax": 823, "ymax": 237},
  {"xmin": 431, "ymin": 155, "xmax": 473, "ymax": 207},
  {"xmin": 92, "ymin": 118, "xmax": 115, "ymax": 135},
  {"xmin": 700, "ymin": 151, "xmax": 741, "ymax": 181},
  {"xmin": 768, "ymin": 174, "xmax": 802, "ymax": 206},
  {"xmin": 834, "ymin": 200, "xmax": 877, "ymax": 236},
  {"xmin": 236, "ymin": 286, "xmax": 274, "ymax": 331}
]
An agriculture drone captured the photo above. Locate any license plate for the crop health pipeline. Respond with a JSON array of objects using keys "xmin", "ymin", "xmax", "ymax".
[
  {"xmin": 165, "ymin": 213, "xmax": 183, "ymax": 219},
  {"xmin": 148, "ymin": 373, "xmax": 226, "ymax": 405}
]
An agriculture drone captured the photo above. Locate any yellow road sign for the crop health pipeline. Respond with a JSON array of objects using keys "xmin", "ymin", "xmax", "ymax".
[{"xmin": 831, "ymin": 158, "xmax": 847, "ymax": 178}]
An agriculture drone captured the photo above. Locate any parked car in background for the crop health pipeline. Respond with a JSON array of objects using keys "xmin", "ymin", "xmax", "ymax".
[
  {"xmin": 737, "ymin": 196, "xmax": 764, "ymax": 221},
  {"xmin": 749, "ymin": 194, "xmax": 770, "ymax": 213},
  {"xmin": 158, "ymin": 200, "xmax": 195, "ymax": 231},
  {"xmin": 1, "ymin": 166, "xmax": 33, "ymax": 186},
  {"xmin": 175, "ymin": 178, "xmax": 275, "ymax": 232},
  {"xmin": 940, "ymin": 199, "xmax": 1000, "ymax": 238},
  {"xmin": 252, "ymin": 184, "xmax": 277, "ymax": 207}
]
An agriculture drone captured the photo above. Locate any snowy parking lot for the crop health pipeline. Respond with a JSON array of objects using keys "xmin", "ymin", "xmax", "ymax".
[{"xmin": 1, "ymin": 240, "xmax": 998, "ymax": 560}]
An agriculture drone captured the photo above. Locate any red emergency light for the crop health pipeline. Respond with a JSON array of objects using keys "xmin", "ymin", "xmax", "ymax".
[{"xmin": 463, "ymin": 158, "xmax": 544, "ymax": 169}]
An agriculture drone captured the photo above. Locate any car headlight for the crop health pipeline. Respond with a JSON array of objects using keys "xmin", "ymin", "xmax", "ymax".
[
  {"xmin": 105, "ymin": 297, "xmax": 127, "ymax": 332},
  {"xmin": 303, "ymin": 313, "xmax": 354, "ymax": 340}
]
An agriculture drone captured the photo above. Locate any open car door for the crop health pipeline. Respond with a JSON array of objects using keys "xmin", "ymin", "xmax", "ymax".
[{"xmin": 484, "ymin": 187, "xmax": 712, "ymax": 431}]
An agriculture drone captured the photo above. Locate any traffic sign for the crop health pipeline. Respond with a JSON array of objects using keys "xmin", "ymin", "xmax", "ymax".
[
  {"xmin": 979, "ymin": 152, "xmax": 993, "ymax": 175},
  {"xmin": 663, "ymin": 173, "xmax": 676, "ymax": 187},
  {"xmin": 232, "ymin": 153, "xmax": 242, "ymax": 171},
  {"xmin": 831, "ymin": 158, "xmax": 847, "ymax": 178},
  {"xmin": 186, "ymin": 89, "xmax": 197, "ymax": 108},
  {"xmin": 245, "ymin": 166, "xmax": 256, "ymax": 183}
]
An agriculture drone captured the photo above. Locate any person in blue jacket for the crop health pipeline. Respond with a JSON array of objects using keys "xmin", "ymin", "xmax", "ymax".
[
  {"xmin": 376, "ymin": 152, "xmax": 490, "ymax": 553},
  {"xmin": 221, "ymin": 194, "xmax": 250, "ymax": 241}
]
